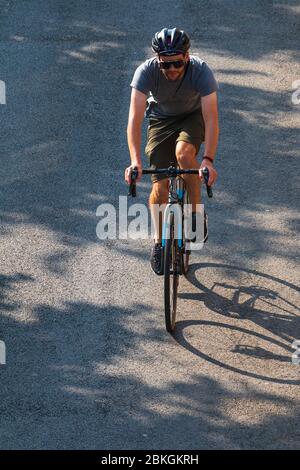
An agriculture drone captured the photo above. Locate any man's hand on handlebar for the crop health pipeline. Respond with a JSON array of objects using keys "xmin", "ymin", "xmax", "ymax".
[
  {"xmin": 199, "ymin": 159, "xmax": 218, "ymax": 186},
  {"xmin": 125, "ymin": 162, "xmax": 143, "ymax": 184}
]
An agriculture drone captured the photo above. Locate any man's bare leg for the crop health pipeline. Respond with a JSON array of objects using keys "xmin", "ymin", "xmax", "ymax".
[
  {"xmin": 176, "ymin": 141, "xmax": 201, "ymax": 210},
  {"xmin": 149, "ymin": 179, "xmax": 169, "ymax": 243}
]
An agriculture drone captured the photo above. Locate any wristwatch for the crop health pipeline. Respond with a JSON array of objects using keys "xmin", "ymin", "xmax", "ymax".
[{"xmin": 202, "ymin": 156, "xmax": 214, "ymax": 164}]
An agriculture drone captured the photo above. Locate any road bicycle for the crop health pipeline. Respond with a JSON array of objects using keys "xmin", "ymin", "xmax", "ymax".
[{"xmin": 128, "ymin": 165, "xmax": 212, "ymax": 333}]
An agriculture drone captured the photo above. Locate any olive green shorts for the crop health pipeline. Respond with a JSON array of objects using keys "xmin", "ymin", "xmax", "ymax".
[{"xmin": 145, "ymin": 110, "xmax": 205, "ymax": 183}]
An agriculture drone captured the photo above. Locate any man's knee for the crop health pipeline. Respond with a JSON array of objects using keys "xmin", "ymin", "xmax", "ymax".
[{"xmin": 176, "ymin": 141, "xmax": 197, "ymax": 167}]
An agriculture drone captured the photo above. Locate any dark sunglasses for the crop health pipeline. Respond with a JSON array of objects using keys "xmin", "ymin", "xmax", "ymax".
[{"xmin": 159, "ymin": 60, "xmax": 185, "ymax": 70}]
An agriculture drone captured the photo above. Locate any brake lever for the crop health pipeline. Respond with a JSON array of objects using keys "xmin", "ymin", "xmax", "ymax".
[
  {"xmin": 128, "ymin": 167, "xmax": 138, "ymax": 197},
  {"xmin": 201, "ymin": 167, "xmax": 213, "ymax": 198}
]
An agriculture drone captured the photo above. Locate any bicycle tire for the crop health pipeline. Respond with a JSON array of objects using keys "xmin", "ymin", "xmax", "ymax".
[
  {"xmin": 182, "ymin": 188, "xmax": 191, "ymax": 275},
  {"xmin": 183, "ymin": 249, "xmax": 190, "ymax": 275},
  {"xmin": 164, "ymin": 212, "xmax": 179, "ymax": 333}
]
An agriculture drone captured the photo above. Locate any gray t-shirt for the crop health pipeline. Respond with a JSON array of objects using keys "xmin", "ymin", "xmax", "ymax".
[{"xmin": 130, "ymin": 55, "xmax": 218, "ymax": 119}]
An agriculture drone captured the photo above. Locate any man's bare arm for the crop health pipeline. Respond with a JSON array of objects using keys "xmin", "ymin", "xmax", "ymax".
[
  {"xmin": 126, "ymin": 89, "xmax": 147, "ymax": 179},
  {"xmin": 201, "ymin": 91, "xmax": 219, "ymax": 160},
  {"xmin": 199, "ymin": 91, "xmax": 219, "ymax": 186}
]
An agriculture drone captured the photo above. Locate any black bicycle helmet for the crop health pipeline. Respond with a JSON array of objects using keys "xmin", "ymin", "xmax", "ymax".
[{"xmin": 151, "ymin": 27, "xmax": 190, "ymax": 56}]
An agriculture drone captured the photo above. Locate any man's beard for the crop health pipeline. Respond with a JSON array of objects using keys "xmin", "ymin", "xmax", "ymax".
[{"xmin": 163, "ymin": 69, "xmax": 184, "ymax": 81}]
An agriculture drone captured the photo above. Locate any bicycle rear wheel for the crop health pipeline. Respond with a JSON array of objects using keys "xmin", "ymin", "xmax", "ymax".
[
  {"xmin": 164, "ymin": 212, "xmax": 179, "ymax": 333},
  {"xmin": 183, "ymin": 248, "xmax": 190, "ymax": 275}
]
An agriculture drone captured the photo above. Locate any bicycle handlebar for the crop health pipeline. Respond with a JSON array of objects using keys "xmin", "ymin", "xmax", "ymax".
[
  {"xmin": 128, "ymin": 166, "xmax": 213, "ymax": 199},
  {"xmin": 142, "ymin": 168, "xmax": 198, "ymax": 175}
]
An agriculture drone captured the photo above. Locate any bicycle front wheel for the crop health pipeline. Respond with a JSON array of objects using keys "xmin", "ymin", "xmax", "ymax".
[
  {"xmin": 164, "ymin": 212, "xmax": 179, "ymax": 333},
  {"xmin": 182, "ymin": 186, "xmax": 191, "ymax": 275}
]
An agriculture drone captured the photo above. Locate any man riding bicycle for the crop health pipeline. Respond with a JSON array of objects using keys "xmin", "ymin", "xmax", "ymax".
[{"xmin": 125, "ymin": 27, "xmax": 219, "ymax": 274}]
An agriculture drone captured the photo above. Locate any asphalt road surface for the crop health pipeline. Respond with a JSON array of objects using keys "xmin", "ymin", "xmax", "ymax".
[{"xmin": 0, "ymin": 0, "xmax": 299, "ymax": 450}]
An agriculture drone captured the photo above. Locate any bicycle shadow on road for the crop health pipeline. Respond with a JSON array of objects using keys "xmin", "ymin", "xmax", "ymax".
[{"xmin": 175, "ymin": 262, "xmax": 300, "ymax": 385}]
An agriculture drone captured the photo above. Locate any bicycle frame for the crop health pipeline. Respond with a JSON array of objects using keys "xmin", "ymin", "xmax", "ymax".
[
  {"xmin": 128, "ymin": 165, "xmax": 212, "ymax": 249},
  {"xmin": 162, "ymin": 176, "xmax": 186, "ymax": 249}
]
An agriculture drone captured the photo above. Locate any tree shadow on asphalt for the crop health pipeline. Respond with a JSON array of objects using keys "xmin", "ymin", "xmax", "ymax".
[
  {"xmin": 0, "ymin": 0, "xmax": 300, "ymax": 450},
  {"xmin": 186, "ymin": 0, "xmax": 300, "ymax": 61},
  {"xmin": 0, "ymin": 273, "xmax": 35, "ymax": 315},
  {"xmin": 0, "ymin": 0, "xmax": 298, "ymax": 275},
  {"xmin": 0, "ymin": 298, "xmax": 299, "ymax": 449}
]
